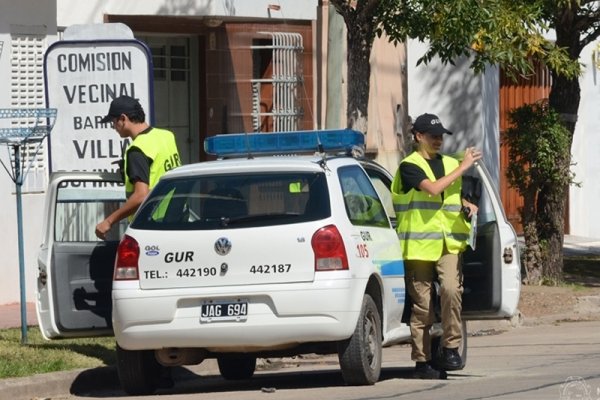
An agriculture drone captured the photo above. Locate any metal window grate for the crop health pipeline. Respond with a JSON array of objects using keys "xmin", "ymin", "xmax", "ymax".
[{"xmin": 251, "ymin": 32, "xmax": 304, "ymax": 133}]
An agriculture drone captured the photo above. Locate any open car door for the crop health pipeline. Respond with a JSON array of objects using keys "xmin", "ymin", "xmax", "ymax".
[
  {"xmin": 36, "ymin": 172, "xmax": 126, "ymax": 339},
  {"xmin": 363, "ymin": 160, "xmax": 521, "ymax": 320},
  {"xmin": 461, "ymin": 162, "xmax": 521, "ymax": 319}
]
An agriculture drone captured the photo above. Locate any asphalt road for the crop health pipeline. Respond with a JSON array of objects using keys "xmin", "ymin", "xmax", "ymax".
[{"xmin": 12, "ymin": 319, "xmax": 599, "ymax": 400}]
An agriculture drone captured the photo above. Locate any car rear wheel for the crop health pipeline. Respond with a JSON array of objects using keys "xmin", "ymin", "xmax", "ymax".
[
  {"xmin": 116, "ymin": 344, "xmax": 162, "ymax": 395},
  {"xmin": 217, "ymin": 355, "xmax": 257, "ymax": 380},
  {"xmin": 337, "ymin": 294, "xmax": 382, "ymax": 385}
]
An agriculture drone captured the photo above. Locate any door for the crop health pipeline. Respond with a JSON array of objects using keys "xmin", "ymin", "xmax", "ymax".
[
  {"xmin": 36, "ymin": 172, "xmax": 125, "ymax": 339},
  {"xmin": 461, "ymin": 162, "xmax": 521, "ymax": 319},
  {"xmin": 363, "ymin": 161, "xmax": 521, "ymax": 320},
  {"xmin": 139, "ymin": 35, "xmax": 197, "ymax": 165}
]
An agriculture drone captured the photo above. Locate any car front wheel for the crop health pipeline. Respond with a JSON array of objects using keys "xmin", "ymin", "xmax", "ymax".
[{"xmin": 337, "ymin": 294, "xmax": 382, "ymax": 385}]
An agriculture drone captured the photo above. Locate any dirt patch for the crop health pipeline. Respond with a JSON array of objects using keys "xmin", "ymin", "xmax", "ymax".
[
  {"xmin": 518, "ymin": 281, "xmax": 600, "ymax": 321},
  {"xmin": 517, "ymin": 255, "xmax": 600, "ymax": 322}
]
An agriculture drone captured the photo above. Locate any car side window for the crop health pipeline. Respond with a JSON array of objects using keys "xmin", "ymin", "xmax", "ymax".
[{"xmin": 338, "ymin": 165, "xmax": 390, "ymax": 228}]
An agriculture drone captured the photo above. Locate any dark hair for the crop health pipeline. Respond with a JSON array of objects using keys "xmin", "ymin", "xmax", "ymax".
[{"xmin": 126, "ymin": 104, "xmax": 145, "ymax": 123}]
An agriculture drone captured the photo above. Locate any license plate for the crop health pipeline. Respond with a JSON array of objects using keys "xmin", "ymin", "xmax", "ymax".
[{"xmin": 200, "ymin": 299, "xmax": 248, "ymax": 323}]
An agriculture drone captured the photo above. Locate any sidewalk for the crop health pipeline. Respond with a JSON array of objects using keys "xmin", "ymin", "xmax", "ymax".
[{"xmin": 0, "ymin": 301, "xmax": 37, "ymax": 330}]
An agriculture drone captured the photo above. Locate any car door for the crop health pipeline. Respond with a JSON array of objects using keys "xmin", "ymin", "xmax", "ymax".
[
  {"xmin": 36, "ymin": 172, "xmax": 126, "ymax": 339},
  {"xmin": 363, "ymin": 161, "xmax": 521, "ymax": 320}
]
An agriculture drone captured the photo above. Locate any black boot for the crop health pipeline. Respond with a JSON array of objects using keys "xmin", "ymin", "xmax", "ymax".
[
  {"xmin": 441, "ymin": 347, "xmax": 462, "ymax": 371},
  {"xmin": 414, "ymin": 362, "xmax": 447, "ymax": 380}
]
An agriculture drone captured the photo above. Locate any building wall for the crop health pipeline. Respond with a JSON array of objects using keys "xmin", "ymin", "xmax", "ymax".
[
  {"xmin": 0, "ymin": 0, "xmax": 317, "ymax": 306},
  {"xmin": 0, "ymin": 0, "xmax": 57, "ymax": 304},
  {"xmin": 57, "ymin": 0, "xmax": 317, "ymax": 28},
  {"xmin": 570, "ymin": 41, "xmax": 600, "ymax": 239},
  {"xmin": 321, "ymin": 4, "xmax": 406, "ymax": 175},
  {"xmin": 407, "ymin": 40, "xmax": 500, "ymax": 185}
]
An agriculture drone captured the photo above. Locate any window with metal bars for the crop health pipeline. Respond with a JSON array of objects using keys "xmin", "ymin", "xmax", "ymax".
[{"xmin": 251, "ymin": 32, "xmax": 304, "ymax": 133}]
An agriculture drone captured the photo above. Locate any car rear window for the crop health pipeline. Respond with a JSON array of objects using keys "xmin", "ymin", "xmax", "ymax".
[
  {"xmin": 131, "ymin": 171, "xmax": 330, "ymax": 230},
  {"xmin": 55, "ymin": 179, "xmax": 126, "ymax": 242}
]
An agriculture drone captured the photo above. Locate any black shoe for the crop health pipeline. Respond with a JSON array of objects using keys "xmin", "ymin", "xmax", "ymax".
[
  {"xmin": 414, "ymin": 362, "xmax": 447, "ymax": 380},
  {"xmin": 441, "ymin": 347, "xmax": 462, "ymax": 371}
]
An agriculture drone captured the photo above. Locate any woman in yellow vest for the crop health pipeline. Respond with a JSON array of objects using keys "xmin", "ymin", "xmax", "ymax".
[
  {"xmin": 95, "ymin": 95, "xmax": 181, "ymax": 240},
  {"xmin": 391, "ymin": 113, "xmax": 482, "ymax": 379}
]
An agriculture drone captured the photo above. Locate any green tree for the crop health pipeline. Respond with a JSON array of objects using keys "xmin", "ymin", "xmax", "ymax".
[
  {"xmin": 503, "ymin": 101, "xmax": 574, "ymax": 284},
  {"xmin": 329, "ymin": 0, "xmax": 597, "ymax": 283}
]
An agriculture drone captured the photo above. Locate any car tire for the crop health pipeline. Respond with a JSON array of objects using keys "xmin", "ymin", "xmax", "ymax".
[
  {"xmin": 116, "ymin": 344, "xmax": 162, "ymax": 395},
  {"xmin": 337, "ymin": 294, "xmax": 382, "ymax": 385},
  {"xmin": 217, "ymin": 355, "xmax": 257, "ymax": 380},
  {"xmin": 431, "ymin": 320, "xmax": 468, "ymax": 370}
]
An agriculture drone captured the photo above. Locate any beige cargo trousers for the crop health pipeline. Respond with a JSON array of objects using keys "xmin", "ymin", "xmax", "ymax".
[{"xmin": 404, "ymin": 246, "xmax": 463, "ymax": 362}]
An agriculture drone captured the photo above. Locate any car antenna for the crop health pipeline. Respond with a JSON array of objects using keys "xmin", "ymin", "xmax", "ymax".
[
  {"xmin": 315, "ymin": 131, "xmax": 328, "ymax": 169},
  {"xmin": 244, "ymin": 130, "xmax": 254, "ymax": 159}
]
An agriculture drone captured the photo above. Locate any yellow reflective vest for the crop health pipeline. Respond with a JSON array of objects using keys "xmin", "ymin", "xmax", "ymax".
[
  {"xmin": 124, "ymin": 127, "xmax": 181, "ymax": 196},
  {"xmin": 124, "ymin": 128, "xmax": 180, "ymax": 221},
  {"xmin": 391, "ymin": 151, "xmax": 470, "ymax": 261}
]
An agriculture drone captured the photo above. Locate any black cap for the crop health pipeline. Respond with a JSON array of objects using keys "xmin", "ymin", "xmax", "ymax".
[
  {"xmin": 100, "ymin": 96, "xmax": 143, "ymax": 124},
  {"xmin": 412, "ymin": 113, "xmax": 453, "ymax": 135}
]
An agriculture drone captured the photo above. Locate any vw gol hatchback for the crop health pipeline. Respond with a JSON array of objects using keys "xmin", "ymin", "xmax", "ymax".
[{"xmin": 36, "ymin": 129, "xmax": 520, "ymax": 395}]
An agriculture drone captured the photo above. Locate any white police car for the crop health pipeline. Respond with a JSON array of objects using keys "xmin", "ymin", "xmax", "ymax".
[{"xmin": 36, "ymin": 130, "xmax": 520, "ymax": 395}]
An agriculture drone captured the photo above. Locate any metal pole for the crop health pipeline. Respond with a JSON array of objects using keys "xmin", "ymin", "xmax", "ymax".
[{"xmin": 14, "ymin": 143, "xmax": 28, "ymax": 344}]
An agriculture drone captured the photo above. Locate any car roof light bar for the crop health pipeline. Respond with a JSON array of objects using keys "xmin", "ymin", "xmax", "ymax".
[{"xmin": 204, "ymin": 129, "xmax": 365, "ymax": 157}]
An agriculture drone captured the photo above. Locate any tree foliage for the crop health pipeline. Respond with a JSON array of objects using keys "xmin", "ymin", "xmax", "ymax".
[
  {"xmin": 331, "ymin": 0, "xmax": 600, "ymax": 283},
  {"xmin": 503, "ymin": 101, "xmax": 574, "ymax": 284},
  {"xmin": 380, "ymin": 0, "xmax": 580, "ymax": 79}
]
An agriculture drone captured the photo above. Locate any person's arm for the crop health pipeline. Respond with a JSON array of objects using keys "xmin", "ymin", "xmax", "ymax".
[
  {"xmin": 95, "ymin": 180, "xmax": 149, "ymax": 240},
  {"xmin": 418, "ymin": 148, "xmax": 482, "ymax": 196}
]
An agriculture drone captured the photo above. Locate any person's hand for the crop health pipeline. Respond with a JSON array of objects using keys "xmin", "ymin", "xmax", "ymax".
[
  {"xmin": 461, "ymin": 147, "xmax": 483, "ymax": 169},
  {"xmin": 95, "ymin": 219, "xmax": 111, "ymax": 240},
  {"xmin": 462, "ymin": 201, "xmax": 478, "ymax": 219}
]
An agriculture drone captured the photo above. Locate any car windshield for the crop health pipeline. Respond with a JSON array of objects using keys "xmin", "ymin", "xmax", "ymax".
[{"xmin": 131, "ymin": 171, "xmax": 330, "ymax": 230}]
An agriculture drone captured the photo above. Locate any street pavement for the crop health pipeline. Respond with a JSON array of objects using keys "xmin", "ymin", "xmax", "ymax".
[{"xmin": 1, "ymin": 235, "xmax": 599, "ymax": 399}]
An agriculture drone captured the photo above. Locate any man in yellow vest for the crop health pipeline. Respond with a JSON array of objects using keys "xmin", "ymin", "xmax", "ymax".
[
  {"xmin": 391, "ymin": 113, "xmax": 481, "ymax": 379},
  {"xmin": 95, "ymin": 95, "xmax": 181, "ymax": 240}
]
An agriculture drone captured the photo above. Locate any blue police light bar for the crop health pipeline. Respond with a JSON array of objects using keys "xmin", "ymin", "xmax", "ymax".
[{"xmin": 204, "ymin": 129, "xmax": 365, "ymax": 157}]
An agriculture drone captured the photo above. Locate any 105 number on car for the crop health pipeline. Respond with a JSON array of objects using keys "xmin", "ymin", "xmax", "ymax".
[{"xmin": 250, "ymin": 264, "xmax": 291, "ymax": 274}]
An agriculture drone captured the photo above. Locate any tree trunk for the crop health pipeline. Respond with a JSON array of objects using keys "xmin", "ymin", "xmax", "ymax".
[
  {"xmin": 543, "ymin": 5, "xmax": 582, "ymax": 283},
  {"xmin": 346, "ymin": 24, "xmax": 373, "ymax": 133},
  {"xmin": 521, "ymin": 190, "xmax": 543, "ymax": 285},
  {"xmin": 330, "ymin": 0, "xmax": 378, "ymax": 133},
  {"xmin": 536, "ymin": 180, "xmax": 567, "ymax": 283}
]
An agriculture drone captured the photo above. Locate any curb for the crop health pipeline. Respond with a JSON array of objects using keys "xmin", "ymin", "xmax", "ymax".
[
  {"xmin": 0, "ymin": 359, "xmax": 220, "ymax": 400},
  {"xmin": 0, "ymin": 366, "xmax": 117, "ymax": 400}
]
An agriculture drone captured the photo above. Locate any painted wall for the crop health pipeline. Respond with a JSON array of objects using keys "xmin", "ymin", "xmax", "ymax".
[
  {"xmin": 0, "ymin": 0, "xmax": 317, "ymax": 306},
  {"xmin": 0, "ymin": 0, "xmax": 57, "ymax": 304},
  {"xmin": 321, "ymin": 5, "xmax": 405, "ymax": 175},
  {"xmin": 57, "ymin": 0, "xmax": 318, "ymax": 28},
  {"xmin": 570, "ymin": 41, "xmax": 600, "ymax": 239},
  {"xmin": 406, "ymin": 40, "xmax": 500, "ymax": 185}
]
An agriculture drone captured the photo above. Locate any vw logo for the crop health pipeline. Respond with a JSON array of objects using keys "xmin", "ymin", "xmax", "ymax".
[{"xmin": 214, "ymin": 237, "xmax": 232, "ymax": 256}]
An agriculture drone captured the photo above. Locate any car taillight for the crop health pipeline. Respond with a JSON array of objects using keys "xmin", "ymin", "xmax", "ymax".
[
  {"xmin": 114, "ymin": 234, "xmax": 140, "ymax": 280},
  {"xmin": 311, "ymin": 225, "xmax": 349, "ymax": 271}
]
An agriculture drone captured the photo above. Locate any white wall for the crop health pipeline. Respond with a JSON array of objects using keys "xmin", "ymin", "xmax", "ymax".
[
  {"xmin": 406, "ymin": 40, "xmax": 500, "ymax": 185},
  {"xmin": 0, "ymin": 0, "xmax": 57, "ymax": 304},
  {"xmin": 57, "ymin": 0, "xmax": 317, "ymax": 27},
  {"xmin": 570, "ymin": 41, "xmax": 600, "ymax": 239}
]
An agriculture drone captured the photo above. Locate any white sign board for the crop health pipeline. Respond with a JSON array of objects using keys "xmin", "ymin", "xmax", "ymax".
[{"xmin": 44, "ymin": 39, "xmax": 153, "ymax": 172}]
